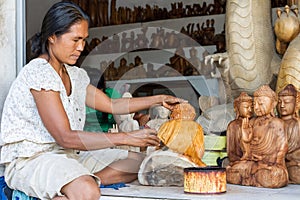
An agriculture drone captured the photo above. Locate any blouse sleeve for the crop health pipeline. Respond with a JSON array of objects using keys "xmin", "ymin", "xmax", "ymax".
[{"xmin": 23, "ymin": 59, "xmax": 62, "ymax": 92}]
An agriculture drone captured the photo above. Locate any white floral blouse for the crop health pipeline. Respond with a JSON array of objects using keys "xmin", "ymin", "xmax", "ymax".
[{"xmin": 0, "ymin": 58, "xmax": 90, "ymax": 163}]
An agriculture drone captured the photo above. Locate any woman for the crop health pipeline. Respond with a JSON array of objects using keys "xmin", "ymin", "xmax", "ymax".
[{"xmin": 0, "ymin": 2, "xmax": 184, "ymax": 199}]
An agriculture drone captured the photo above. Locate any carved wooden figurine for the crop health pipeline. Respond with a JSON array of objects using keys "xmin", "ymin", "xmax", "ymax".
[
  {"xmin": 98, "ymin": 0, "xmax": 109, "ymax": 26},
  {"xmin": 104, "ymin": 61, "xmax": 118, "ymax": 81},
  {"xmin": 202, "ymin": 19, "xmax": 215, "ymax": 45},
  {"xmin": 169, "ymin": 47, "xmax": 189, "ymax": 75},
  {"xmin": 134, "ymin": 27, "xmax": 149, "ymax": 49},
  {"xmin": 121, "ymin": 31, "xmax": 135, "ymax": 52},
  {"xmin": 133, "ymin": 56, "xmax": 147, "ymax": 79},
  {"xmin": 188, "ymin": 47, "xmax": 201, "ymax": 75},
  {"xmin": 138, "ymin": 104, "xmax": 204, "ymax": 187},
  {"xmin": 227, "ymin": 92, "xmax": 253, "ymax": 165},
  {"xmin": 117, "ymin": 58, "xmax": 130, "ymax": 79},
  {"xmin": 150, "ymin": 28, "xmax": 165, "ymax": 49},
  {"xmin": 275, "ymin": 5, "xmax": 300, "ymax": 94},
  {"xmin": 274, "ymin": 5, "xmax": 300, "ymax": 55},
  {"xmin": 109, "ymin": 34, "xmax": 120, "ymax": 53},
  {"xmin": 226, "ymin": 85, "xmax": 289, "ymax": 188},
  {"xmin": 157, "ymin": 103, "xmax": 206, "ymax": 167},
  {"xmin": 146, "ymin": 63, "xmax": 157, "ymax": 78},
  {"xmin": 165, "ymin": 31, "xmax": 179, "ymax": 49},
  {"xmin": 277, "ymin": 84, "xmax": 300, "ymax": 184},
  {"xmin": 88, "ymin": 0, "xmax": 98, "ymax": 27}
]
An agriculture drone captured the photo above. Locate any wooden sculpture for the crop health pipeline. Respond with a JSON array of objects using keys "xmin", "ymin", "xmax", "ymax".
[
  {"xmin": 157, "ymin": 103, "xmax": 206, "ymax": 167},
  {"xmin": 104, "ymin": 61, "xmax": 118, "ymax": 81},
  {"xmin": 226, "ymin": 85, "xmax": 289, "ymax": 188},
  {"xmin": 277, "ymin": 84, "xmax": 300, "ymax": 184},
  {"xmin": 150, "ymin": 27, "xmax": 165, "ymax": 49},
  {"xmin": 138, "ymin": 103, "xmax": 203, "ymax": 187},
  {"xmin": 117, "ymin": 58, "xmax": 130, "ymax": 78},
  {"xmin": 205, "ymin": 0, "xmax": 280, "ymax": 99},
  {"xmin": 169, "ymin": 47, "xmax": 190, "ymax": 75},
  {"xmin": 274, "ymin": 4, "xmax": 300, "ymax": 93},
  {"xmin": 227, "ymin": 92, "xmax": 253, "ymax": 164},
  {"xmin": 188, "ymin": 47, "xmax": 201, "ymax": 75},
  {"xmin": 274, "ymin": 5, "xmax": 300, "ymax": 55},
  {"xmin": 133, "ymin": 56, "xmax": 147, "ymax": 79}
]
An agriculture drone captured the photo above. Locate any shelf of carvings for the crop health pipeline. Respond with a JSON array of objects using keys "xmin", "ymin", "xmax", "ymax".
[
  {"xmin": 80, "ymin": 46, "xmax": 220, "ymax": 106},
  {"xmin": 86, "ymin": 14, "xmax": 225, "ymax": 54},
  {"xmin": 80, "ymin": 15, "xmax": 225, "ymax": 101},
  {"xmin": 85, "ymin": 6, "xmax": 285, "ymax": 57},
  {"xmin": 81, "ymin": 46, "xmax": 215, "ymax": 70},
  {"xmin": 80, "ymin": 14, "xmax": 225, "ymax": 81},
  {"xmin": 79, "ymin": 5, "xmax": 226, "ymax": 105}
]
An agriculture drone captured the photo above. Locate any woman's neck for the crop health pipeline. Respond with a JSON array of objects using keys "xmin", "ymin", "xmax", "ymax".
[{"xmin": 40, "ymin": 54, "xmax": 64, "ymax": 76}]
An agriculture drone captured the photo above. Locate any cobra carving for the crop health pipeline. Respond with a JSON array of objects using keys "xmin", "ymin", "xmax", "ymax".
[
  {"xmin": 206, "ymin": 0, "xmax": 282, "ymax": 100},
  {"xmin": 274, "ymin": 4, "xmax": 300, "ymax": 93}
]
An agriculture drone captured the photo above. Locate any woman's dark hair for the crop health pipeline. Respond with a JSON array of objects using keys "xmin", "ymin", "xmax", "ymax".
[{"xmin": 30, "ymin": 1, "xmax": 90, "ymax": 60}]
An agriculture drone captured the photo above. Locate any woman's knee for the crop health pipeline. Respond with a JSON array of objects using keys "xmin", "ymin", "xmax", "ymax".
[{"xmin": 62, "ymin": 175, "xmax": 100, "ymax": 200}]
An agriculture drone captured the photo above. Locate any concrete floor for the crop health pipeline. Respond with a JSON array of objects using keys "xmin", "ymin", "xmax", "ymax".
[{"xmin": 100, "ymin": 183, "xmax": 300, "ymax": 200}]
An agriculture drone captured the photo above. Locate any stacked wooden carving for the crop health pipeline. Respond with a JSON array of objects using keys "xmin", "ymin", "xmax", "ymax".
[{"xmin": 226, "ymin": 84, "xmax": 300, "ymax": 188}]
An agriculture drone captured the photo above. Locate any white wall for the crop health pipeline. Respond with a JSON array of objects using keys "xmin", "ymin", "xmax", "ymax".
[
  {"xmin": 0, "ymin": 0, "xmax": 17, "ymax": 175},
  {"xmin": 0, "ymin": 0, "xmax": 17, "ymax": 121}
]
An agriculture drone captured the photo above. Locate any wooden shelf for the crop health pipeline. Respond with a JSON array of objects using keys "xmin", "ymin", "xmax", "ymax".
[
  {"xmin": 81, "ymin": 46, "xmax": 215, "ymax": 69},
  {"xmin": 88, "ymin": 14, "xmax": 225, "ymax": 42},
  {"xmin": 106, "ymin": 75, "xmax": 219, "ymax": 97}
]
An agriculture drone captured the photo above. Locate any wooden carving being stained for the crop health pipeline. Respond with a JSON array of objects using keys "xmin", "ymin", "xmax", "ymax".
[
  {"xmin": 157, "ymin": 102, "xmax": 206, "ymax": 167},
  {"xmin": 138, "ymin": 102, "xmax": 203, "ymax": 186}
]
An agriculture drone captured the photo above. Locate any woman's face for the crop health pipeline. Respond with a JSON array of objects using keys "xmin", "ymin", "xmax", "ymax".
[{"xmin": 49, "ymin": 20, "xmax": 89, "ymax": 65}]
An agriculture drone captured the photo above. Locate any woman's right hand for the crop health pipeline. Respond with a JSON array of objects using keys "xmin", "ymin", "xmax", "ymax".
[{"xmin": 123, "ymin": 128, "xmax": 160, "ymax": 147}]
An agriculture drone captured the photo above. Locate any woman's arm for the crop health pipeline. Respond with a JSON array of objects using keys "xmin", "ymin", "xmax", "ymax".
[
  {"xmin": 31, "ymin": 89, "xmax": 160, "ymax": 150},
  {"xmin": 85, "ymin": 84, "xmax": 186, "ymax": 114}
]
